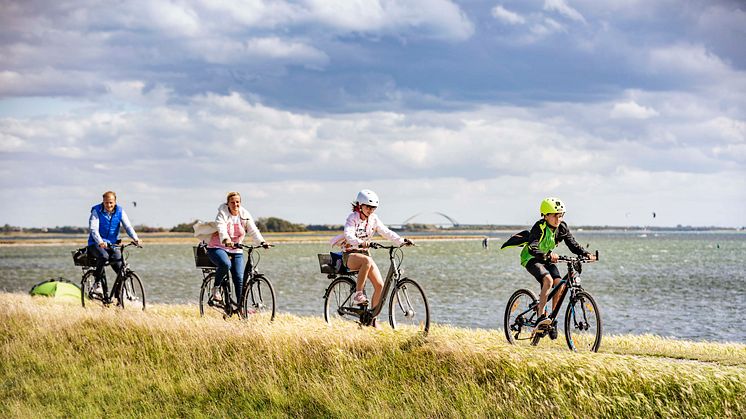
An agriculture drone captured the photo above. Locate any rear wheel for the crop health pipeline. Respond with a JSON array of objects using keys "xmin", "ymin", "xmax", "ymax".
[
  {"xmin": 564, "ymin": 291, "xmax": 602, "ymax": 352},
  {"xmin": 323, "ymin": 277, "xmax": 358, "ymax": 326},
  {"xmin": 504, "ymin": 289, "xmax": 539, "ymax": 347},
  {"xmin": 119, "ymin": 272, "xmax": 146, "ymax": 311},
  {"xmin": 199, "ymin": 272, "xmax": 225, "ymax": 318},
  {"xmin": 242, "ymin": 275, "xmax": 276, "ymax": 322},
  {"xmin": 80, "ymin": 270, "xmax": 97, "ymax": 308},
  {"xmin": 388, "ymin": 278, "xmax": 430, "ymax": 335}
]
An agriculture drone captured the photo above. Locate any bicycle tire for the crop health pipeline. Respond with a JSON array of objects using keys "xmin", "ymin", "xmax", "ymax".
[
  {"xmin": 118, "ymin": 271, "xmax": 146, "ymax": 311},
  {"xmin": 388, "ymin": 278, "xmax": 430, "ymax": 335},
  {"xmin": 504, "ymin": 288, "xmax": 539, "ymax": 346},
  {"xmin": 564, "ymin": 291, "xmax": 602, "ymax": 352},
  {"xmin": 242, "ymin": 274, "xmax": 276, "ymax": 322},
  {"xmin": 199, "ymin": 272, "xmax": 221, "ymax": 317},
  {"xmin": 323, "ymin": 277, "xmax": 358, "ymax": 326},
  {"xmin": 80, "ymin": 270, "xmax": 97, "ymax": 308}
]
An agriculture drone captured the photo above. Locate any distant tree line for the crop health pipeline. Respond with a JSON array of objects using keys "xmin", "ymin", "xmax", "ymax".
[{"xmin": 2, "ymin": 222, "xmax": 742, "ymax": 234}]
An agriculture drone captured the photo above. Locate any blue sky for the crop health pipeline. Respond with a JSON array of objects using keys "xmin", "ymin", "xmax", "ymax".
[{"xmin": 1, "ymin": 0, "xmax": 744, "ymax": 228}]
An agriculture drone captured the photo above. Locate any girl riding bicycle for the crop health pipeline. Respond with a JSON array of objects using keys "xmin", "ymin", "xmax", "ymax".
[
  {"xmin": 330, "ymin": 190, "xmax": 412, "ymax": 320},
  {"xmin": 207, "ymin": 192, "xmax": 269, "ymax": 304},
  {"xmin": 518, "ymin": 197, "xmax": 595, "ymax": 332}
]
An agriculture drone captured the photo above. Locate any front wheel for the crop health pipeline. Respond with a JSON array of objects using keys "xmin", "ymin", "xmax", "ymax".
[
  {"xmin": 389, "ymin": 278, "xmax": 430, "ymax": 335},
  {"xmin": 323, "ymin": 277, "xmax": 358, "ymax": 326},
  {"xmin": 504, "ymin": 289, "xmax": 539, "ymax": 346},
  {"xmin": 564, "ymin": 291, "xmax": 602, "ymax": 352},
  {"xmin": 119, "ymin": 272, "xmax": 146, "ymax": 311},
  {"xmin": 242, "ymin": 275, "xmax": 276, "ymax": 322}
]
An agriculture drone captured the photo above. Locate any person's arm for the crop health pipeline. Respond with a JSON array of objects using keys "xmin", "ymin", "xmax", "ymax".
[
  {"xmin": 215, "ymin": 205, "xmax": 231, "ymax": 245},
  {"xmin": 242, "ymin": 211, "xmax": 266, "ymax": 246},
  {"xmin": 120, "ymin": 210, "xmax": 140, "ymax": 244},
  {"xmin": 343, "ymin": 213, "xmax": 364, "ymax": 247},
  {"xmin": 372, "ymin": 215, "xmax": 405, "ymax": 246},
  {"xmin": 559, "ymin": 222, "xmax": 588, "ymax": 256},
  {"xmin": 89, "ymin": 210, "xmax": 104, "ymax": 246}
]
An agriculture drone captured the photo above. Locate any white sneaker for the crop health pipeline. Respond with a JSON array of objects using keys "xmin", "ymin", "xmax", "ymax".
[
  {"xmin": 352, "ymin": 291, "xmax": 368, "ymax": 305},
  {"xmin": 210, "ymin": 286, "xmax": 222, "ymax": 303},
  {"xmin": 91, "ymin": 281, "xmax": 104, "ymax": 296}
]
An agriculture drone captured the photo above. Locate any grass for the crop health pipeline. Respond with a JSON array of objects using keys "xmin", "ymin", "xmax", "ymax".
[{"xmin": 1, "ymin": 293, "xmax": 745, "ymax": 418}]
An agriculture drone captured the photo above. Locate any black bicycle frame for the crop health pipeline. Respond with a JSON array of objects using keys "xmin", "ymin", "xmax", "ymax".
[{"xmin": 516, "ymin": 260, "xmax": 583, "ymax": 322}]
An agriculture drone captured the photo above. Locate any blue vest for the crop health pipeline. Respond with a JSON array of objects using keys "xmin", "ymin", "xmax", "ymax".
[{"xmin": 88, "ymin": 204, "xmax": 123, "ymax": 245}]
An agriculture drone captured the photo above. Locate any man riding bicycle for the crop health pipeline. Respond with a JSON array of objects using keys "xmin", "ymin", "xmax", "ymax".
[{"xmin": 87, "ymin": 191, "xmax": 141, "ymax": 296}]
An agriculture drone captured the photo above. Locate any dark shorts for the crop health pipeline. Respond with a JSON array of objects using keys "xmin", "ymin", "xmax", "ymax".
[
  {"xmin": 342, "ymin": 250, "xmax": 370, "ymax": 267},
  {"xmin": 525, "ymin": 258, "xmax": 561, "ymax": 284}
]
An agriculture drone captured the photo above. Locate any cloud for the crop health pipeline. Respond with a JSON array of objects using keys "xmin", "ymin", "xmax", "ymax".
[
  {"xmin": 610, "ymin": 101, "xmax": 659, "ymax": 119},
  {"xmin": 491, "ymin": 6, "xmax": 526, "ymax": 25},
  {"xmin": 543, "ymin": 0, "xmax": 587, "ymax": 24}
]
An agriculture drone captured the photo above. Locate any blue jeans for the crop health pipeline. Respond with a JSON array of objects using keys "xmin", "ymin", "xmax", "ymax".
[
  {"xmin": 88, "ymin": 244, "xmax": 123, "ymax": 283},
  {"xmin": 207, "ymin": 248, "xmax": 245, "ymax": 302}
]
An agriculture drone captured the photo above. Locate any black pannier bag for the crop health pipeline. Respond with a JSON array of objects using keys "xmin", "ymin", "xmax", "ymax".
[{"xmin": 72, "ymin": 247, "xmax": 96, "ymax": 267}]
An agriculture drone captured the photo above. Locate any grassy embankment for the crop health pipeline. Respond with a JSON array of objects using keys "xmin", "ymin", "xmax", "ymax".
[{"xmin": 1, "ymin": 293, "xmax": 744, "ymax": 418}]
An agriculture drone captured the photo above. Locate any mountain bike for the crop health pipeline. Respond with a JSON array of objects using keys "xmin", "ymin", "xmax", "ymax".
[
  {"xmin": 321, "ymin": 242, "xmax": 430, "ymax": 335},
  {"xmin": 504, "ymin": 251, "xmax": 601, "ymax": 352},
  {"xmin": 74, "ymin": 241, "xmax": 145, "ymax": 311},
  {"xmin": 196, "ymin": 243, "xmax": 276, "ymax": 322}
]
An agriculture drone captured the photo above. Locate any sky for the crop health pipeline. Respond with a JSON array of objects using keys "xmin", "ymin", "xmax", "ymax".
[{"xmin": 1, "ymin": 0, "xmax": 744, "ymax": 228}]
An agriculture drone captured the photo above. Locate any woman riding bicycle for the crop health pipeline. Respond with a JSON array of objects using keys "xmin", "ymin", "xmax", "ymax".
[
  {"xmin": 207, "ymin": 192, "xmax": 269, "ymax": 304},
  {"xmin": 520, "ymin": 197, "xmax": 595, "ymax": 332},
  {"xmin": 331, "ymin": 189, "xmax": 412, "ymax": 318}
]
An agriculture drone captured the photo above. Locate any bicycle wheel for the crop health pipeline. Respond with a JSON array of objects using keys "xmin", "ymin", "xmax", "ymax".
[
  {"xmin": 564, "ymin": 291, "xmax": 602, "ymax": 352},
  {"xmin": 323, "ymin": 277, "xmax": 358, "ymax": 326},
  {"xmin": 118, "ymin": 272, "xmax": 146, "ymax": 311},
  {"xmin": 242, "ymin": 275, "xmax": 276, "ymax": 322},
  {"xmin": 80, "ymin": 270, "xmax": 97, "ymax": 308},
  {"xmin": 388, "ymin": 278, "xmax": 430, "ymax": 335},
  {"xmin": 199, "ymin": 273, "xmax": 223, "ymax": 318},
  {"xmin": 504, "ymin": 289, "xmax": 539, "ymax": 346}
]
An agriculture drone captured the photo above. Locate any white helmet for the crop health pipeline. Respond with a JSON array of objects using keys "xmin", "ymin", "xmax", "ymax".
[{"xmin": 355, "ymin": 189, "xmax": 379, "ymax": 207}]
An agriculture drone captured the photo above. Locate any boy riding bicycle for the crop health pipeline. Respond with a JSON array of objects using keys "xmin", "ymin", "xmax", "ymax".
[{"xmin": 512, "ymin": 197, "xmax": 595, "ymax": 334}]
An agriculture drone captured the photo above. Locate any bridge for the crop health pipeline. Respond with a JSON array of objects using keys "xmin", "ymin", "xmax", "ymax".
[{"xmin": 395, "ymin": 212, "xmax": 460, "ymax": 228}]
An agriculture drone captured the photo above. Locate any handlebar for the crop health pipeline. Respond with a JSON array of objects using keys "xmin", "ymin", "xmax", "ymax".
[
  {"xmin": 110, "ymin": 241, "xmax": 142, "ymax": 249},
  {"xmin": 557, "ymin": 250, "xmax": 599, "ymax": 263},
  {"xmin": 232, "ymin": 243, "xmax": 274, "ymax": 250},
  {"xmin": 368, "ymin": 241, "xmax": 415, "ymax": 249}
]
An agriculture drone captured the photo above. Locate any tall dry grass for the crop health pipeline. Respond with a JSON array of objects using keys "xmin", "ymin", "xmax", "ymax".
[{"xmin": 1, "ymin": 293, "xmax": 744, "ymax": 418}]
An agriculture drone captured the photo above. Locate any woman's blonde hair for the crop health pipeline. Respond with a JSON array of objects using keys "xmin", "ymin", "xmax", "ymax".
[{"xmin": 226, "ymin": 191, "xmax": 241, "ymax": 203}]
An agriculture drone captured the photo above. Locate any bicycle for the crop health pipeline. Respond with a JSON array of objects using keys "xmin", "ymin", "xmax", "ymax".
[
  {"xmin": 74, "ymin": 241, "xmax": 145, "ymax": 311},
  {"xmin": 504, "ymin": 251, "xmax": 601, "ymax": 352},
  {"xmin": 320, "ymin": 242, "xmax": 430, "ymax": 335},
  {"xmin": 196, "ymin": 242, "xmax": 276, "ymax": 322}
]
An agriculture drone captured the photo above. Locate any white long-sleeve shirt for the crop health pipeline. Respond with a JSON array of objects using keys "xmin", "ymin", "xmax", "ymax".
[
  {"xmin": 330, "ymin": 211, "xmax": 404, "ymax": 251},
  {"xmin": 208, "ymin": 203, "xmax": 265, "ymax": 253}
]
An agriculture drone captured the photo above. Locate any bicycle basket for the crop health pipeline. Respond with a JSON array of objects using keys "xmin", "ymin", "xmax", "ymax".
[
  {"xmin": 318, "ymin": 253, "xmax": 335, "ymax": 274},
  {"xmin": 318, "ymin": 252, "xmax": 348, "ymax": 274},
  {"xmin": 72, "ymin": 247, "xmax": 95, "ymax": 267},
  {"xmin": 193, "ymin": 244, "xmax": 216, "ymax": 268}
]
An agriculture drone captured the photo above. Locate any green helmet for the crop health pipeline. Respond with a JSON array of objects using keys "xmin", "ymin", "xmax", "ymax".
[{"xmin": 540, "ymin": 197, "xmax": 566, "ymax": 215}]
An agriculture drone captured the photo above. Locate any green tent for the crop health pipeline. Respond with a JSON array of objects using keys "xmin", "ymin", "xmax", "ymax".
[{"xmin": 30, "ymin": 278, "xmax": 81, "ymax": 302}]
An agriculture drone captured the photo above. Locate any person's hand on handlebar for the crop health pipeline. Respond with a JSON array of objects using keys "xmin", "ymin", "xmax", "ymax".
[
  {"xmin": 133, "ymin": 239, "xmax": 142, "ymax": 247},
  {"xmin": 261, "ymin": 241, "xmax": 271, "ymax": 249},
  {"xmin": 584, "ymin": 252, "xmax": 597, "ymax": 261},
  {"xmin": 547, "ymin": 252, "xmax": 559, "ymax": 263},
  {"xmin": 403, "ymin": 238, "xmax": 414, "ymax": 246},
  {"xmin": 98, "ymin": 241, "xmax": 108, "ymax": 249},
  {"xmin": 223, "ymin": 239, "xmax": 234, "ymax": 248}
]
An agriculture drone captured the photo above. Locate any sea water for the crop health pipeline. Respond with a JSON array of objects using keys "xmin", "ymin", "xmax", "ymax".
[{"xmin": 1, "ymin": 231, "xmax": 744, "ymax": 343}]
